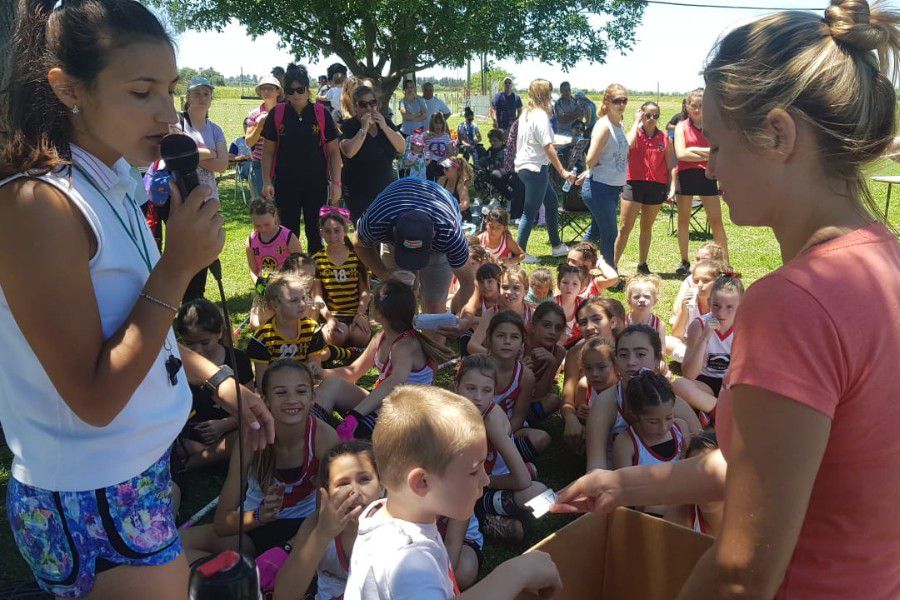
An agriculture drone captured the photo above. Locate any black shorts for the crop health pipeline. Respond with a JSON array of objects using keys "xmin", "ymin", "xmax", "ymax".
[
  {"xmin": 697, "ymin": 374, "xmax": 723, "ymax": 397},
  {"xmin": 247, "ymin": 518, "xmax": 304, "ymax": 557},
  {"xmin": 677, "ymin": 168, "xmax": 718, "ymax": 197},
  {"xmin": 626, "ymin": 180, "xmax": 667, "ymax": 205}
]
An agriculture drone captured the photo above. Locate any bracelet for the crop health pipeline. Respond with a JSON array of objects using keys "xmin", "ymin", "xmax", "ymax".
[
  {"xmin": 139, "ymin": 292, "xmax": 178, "ymax": 314},
  {"xmin": 252, "ymin": 507, "xmax": 261, "ymax": 523}
]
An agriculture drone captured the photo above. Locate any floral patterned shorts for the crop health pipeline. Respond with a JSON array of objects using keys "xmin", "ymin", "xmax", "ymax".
[{"xmin": 6, "ymin": 451, "xmax": 182, "ymax": 599}]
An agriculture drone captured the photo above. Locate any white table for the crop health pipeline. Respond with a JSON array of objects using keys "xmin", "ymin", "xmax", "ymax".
[{"xmin": 871, "ymin": 175, "xmax": 899, "ymax": 219}]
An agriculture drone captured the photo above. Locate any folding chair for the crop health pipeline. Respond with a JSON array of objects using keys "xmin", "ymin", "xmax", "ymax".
[
  {"xmin": 666, "ymin": 197, "xmax": 711, "ymax": 237},
  {"xmin": 554, "ymin": 137, "xmax": 592, "ymax": 243}
]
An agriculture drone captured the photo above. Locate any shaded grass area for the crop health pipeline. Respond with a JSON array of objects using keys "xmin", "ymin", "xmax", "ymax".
[{"xmin": 2, "ymin": 97, "xmax": 898, "ymax": 588}]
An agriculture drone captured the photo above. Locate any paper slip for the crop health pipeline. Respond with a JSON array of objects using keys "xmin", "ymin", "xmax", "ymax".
[{"xmin": 525, "ymin": 489, "xmax": 558, "ymax": 518}]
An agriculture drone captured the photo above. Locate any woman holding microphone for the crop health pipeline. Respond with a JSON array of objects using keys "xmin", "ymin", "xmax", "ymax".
[
  {"xmin": 0, "ymin": 2, "xmax": 273, "ymax": 598},
  {"xmin": 555, "ymin": 2, "xmax": 900, "ymax": 598}
]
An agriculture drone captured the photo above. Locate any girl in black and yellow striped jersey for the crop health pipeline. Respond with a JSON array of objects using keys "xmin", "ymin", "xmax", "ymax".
[
  {"xmin": 312, "ymin": 211, "xmax": 372, "ymax": 349},
  {"xmin": 247, "ymin": 273, "xmax": 352, "ymax": 387}
]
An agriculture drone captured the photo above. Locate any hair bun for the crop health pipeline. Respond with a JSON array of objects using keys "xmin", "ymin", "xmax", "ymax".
[{"xmin": 825, "ymin": 0, "xmax": 889, "ymax": 52}]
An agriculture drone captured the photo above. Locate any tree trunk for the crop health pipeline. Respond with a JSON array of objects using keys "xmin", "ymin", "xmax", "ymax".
[{"xmin": 0, "ymin": 0, "xmax": 17, "ymax": 139}]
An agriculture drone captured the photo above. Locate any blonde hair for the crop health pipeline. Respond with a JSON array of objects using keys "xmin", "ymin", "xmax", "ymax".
[
  {"xmin": 697, "ymin": 242, "xmax": 725, "ymax": 263},
  {"xmin": 703, "ymin": 0, "xmax": 900, "ymax": 222},
  {"xmin": 341, "ymin": 77, "xmax": 377, "ymax": 119},
  {"xmin": 529, "ymin": 267, "xmax": 555, "ymax": 294},
  {"xmin": 262, "ymin": 272, "xmax": 312, "ymax": 312},
  {"xmin": 598, "ymin": 83, "xmax": 627, "ymax": 117},
  {"xmin": 625, "ymin": 274, "xmax": 662, "ymax": 300},
  {"xmin": 525, "ymin": 79, "xmax": 553, "ymax": 116},
  {"xmin": 373, "ymin": 386, "xmax": 485, "ymax": 489},
  {"xmin": 501, "ymin": 265, "xmax": 529, "ymax": 289}
]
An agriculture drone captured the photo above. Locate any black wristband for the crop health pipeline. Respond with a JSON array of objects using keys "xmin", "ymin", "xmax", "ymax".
[{"xmin": 202, "ymin": 364, "xmax": 235, "ymax": 396}]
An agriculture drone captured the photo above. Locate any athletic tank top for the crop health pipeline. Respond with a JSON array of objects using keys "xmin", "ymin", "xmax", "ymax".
[
  {"xmin": 249, "ymin": 225, "xmax": 293, "ymax": 276},
  {"xmin": 373, "ymin": 330, "xmax": 435, "ymax": 388},
  {"xmin": 313, "ymin": 248, "xmax": 363, "ymax": 317},
  {"xmin": 692, "ymin": 505, "xmax": 710, "ymax": 536},
  {"xmin": 478, "ymin": 230, "xmax": 512, "ymax": 261},
  {"xmin": 0, "ymin": 149, "xmax": 190, "ymax": 491},
  {"xmin": 493, "ymin": 360, "xmax": 525, "ymax": 420},
  {"xmin": 578, "ymin": 278, "xmax": 604, "ymax": 301},
  {"xmin": 481, "ymin": 404, "xmax": 512, "ymax": 478},
  {"xmin": 555, "ymin": 294, "xmax": 583, "ymax": 346},
  {"xmin": 695, "ymin": 315, "xmax": 733, "ymax": 380},
  {"xmin": 590, "ymin": 117, "xmax": 628, "ymax": 186},
  {"xmin": 316, "ymin": 535, "xmax": 351, "ymax": 600},
  {"xmin": 676, "ymin": 118, "xmax": 709, "ymax": 173},
  {"xmin": 625, "ymin": 312, "xmax": 661, "ymax": 332},
  {"xmin": 627, "ymin": 424, "xmax": 684, "ymax": 467},
  {"xmin": 244, "ymin": 417, "xmax": 319, "ymax": 519},
  {"xmin": 627, "ymin": 127, "xmax": 669, "ymax": 184}
]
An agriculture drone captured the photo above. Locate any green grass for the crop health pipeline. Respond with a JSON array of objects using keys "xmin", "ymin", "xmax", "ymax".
[{"xmin": 1, "ymin": 96, "xmax": 898, "ymax": 588}]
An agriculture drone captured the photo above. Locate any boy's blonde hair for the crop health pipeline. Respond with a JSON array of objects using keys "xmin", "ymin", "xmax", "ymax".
[
  {"xmin": 373, "ymin": 385, "xmax": 485, "ymax": 489},
  {"xmin": 529, "ymin": 267, "xmax": 554, "ymax": 293},
  {"xmin": 625, "ymin": 274, "xmax": 662, "ymax": 300},
  {"xmin": 262, "ymin": 272, "xmax": 312, "ymax": 312}
]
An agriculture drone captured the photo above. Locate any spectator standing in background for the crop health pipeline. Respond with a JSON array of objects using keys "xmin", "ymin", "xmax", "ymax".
[
  {"xmin": 398, "ymin": 79, "xmax": 428, "ymax": 136},
  {"xmin": 457, "ymin": 106, "xmax": 483, "ymax": 162},
  {"xmin": 320, "ymin": 63, "xmax": 348, "ymax": 121},
  {"xmin": 245, "ymin": 75, "xmax": 281, "ymax": 200},
  {"xmin": 576, "ymin": 90, "xmax": 598, "ymax": 131},
  {"xmin": 554, "ymin": 81, "xmax": 582, "ymax": 134},
  {"xmin": 492, "ymin": 77, "xmax": 523, "ymax": 132},
  {"xmin": 667, "ymin": 98, "xmax": 688, "ymax": 140},
  {"xmin": 422, "ymin": 82, "xmax": 451, "ymax": 124}
]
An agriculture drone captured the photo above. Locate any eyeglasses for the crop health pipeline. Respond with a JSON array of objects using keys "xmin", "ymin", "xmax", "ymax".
[
  {"xmin": 285, "ymin": 86, "xmax": 307, "ymax": 95},
  {"xmin": 611, "ymin": 98, "xmax": 628, "ymax": 106},
  {"xmin": 356, "ymin": 99, "xmax": 378, "ymax": 109},
  {"xmin": 644, "ymin": 113, "xmax": 660, "ymax": 119}
]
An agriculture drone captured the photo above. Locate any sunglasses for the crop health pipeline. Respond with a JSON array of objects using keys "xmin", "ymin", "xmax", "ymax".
[
  {"xmin": 356, "ymin": 99, "xmax": 378, "ymax": 108},
  {"xmin": 611, "ymin": 98, "xmax": 628, "ymax": 106},
  {"xmin": 644, "ymin": 113, "xmax": 660, "ymax": 119},
  {"xmin": 285, "ymin": 86, "xmax": 307, "ymax": 95}
]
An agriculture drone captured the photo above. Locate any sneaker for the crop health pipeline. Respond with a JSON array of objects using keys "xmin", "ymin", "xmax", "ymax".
[
  {"xmin": 523, "ymin": 254, "xmax": 540, "ymax": 265},
  {"xmin": 636, "ymin": 262, "xmax": 651, "ymax": 275},
  {"xmin": 482, "ymin": 514, "xmax": 525, "ymax": 543},
  {"xmin": 675, "ymin": 260, "xmax": 691, "ymax": 277},
  {"xmin": 550, "ymin": 243, "xmax": 570, "ymax": 257}
]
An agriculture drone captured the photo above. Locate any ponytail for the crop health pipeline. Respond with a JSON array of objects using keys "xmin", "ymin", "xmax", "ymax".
[{"xmin": 0, "ymin": 0, "xmax": 172, "ymax": 178}]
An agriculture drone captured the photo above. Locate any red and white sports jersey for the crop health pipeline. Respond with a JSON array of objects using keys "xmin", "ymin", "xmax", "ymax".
[
  {"xmin": 627, "ymin": 424, "xmax": 684, "ymax": 467},
  {"xmin": 695, "ymin": 314, "xmax": 733, "ymax": 380},
  {"xmin": 493, "ymin": 360, "xmax": 525, "ymax": 420}
]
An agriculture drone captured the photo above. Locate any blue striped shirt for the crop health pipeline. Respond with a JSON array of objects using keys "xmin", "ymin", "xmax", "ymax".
[{"xmin": 356, "ymin": 177, "xmax": 470, "ymax": 268}]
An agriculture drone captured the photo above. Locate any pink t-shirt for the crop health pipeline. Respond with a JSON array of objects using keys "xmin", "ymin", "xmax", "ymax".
[
  {"xmin": 248, "ymin": 104, "xmax": 269, "ymax": 161},
  {"xmin": 717, "ymin": 222, "xmax": 900, "ymax": 599}
]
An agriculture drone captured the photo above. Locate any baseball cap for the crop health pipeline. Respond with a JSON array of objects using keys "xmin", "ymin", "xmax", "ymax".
[
  {"xmin": 504, "ymin": 77, "xmax": 513, "ymax": 84},
  {"xmin": 393, "ymin": 210, "xmax": 434, "ymax": 271},
  {"xmin": 187, "ymin": 76, "xmax": 214, "ymax": 91},
  {"xmin": 255, "ymin": 75, "xmax": 282, "ymax": 96}
]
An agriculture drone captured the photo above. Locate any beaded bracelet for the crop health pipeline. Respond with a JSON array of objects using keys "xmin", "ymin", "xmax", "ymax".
[{"xmin": 139, "ymin": 292, "xmax": 178, "ymax": 314}]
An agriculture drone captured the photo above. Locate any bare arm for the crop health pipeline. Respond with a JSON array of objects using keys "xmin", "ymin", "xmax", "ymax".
[
  {"xmin": 544, "ymin": 142, "xmax": 572, "ymax": 181},
  {"xmin": 352, "ymin": 337, "xmax": 416, "ymax": 416},
  {"xmin": 611, "ymin": 431, "xmax": 635, "ymax": 470},
  {"xmin": 273, "ymin": 515, "xmax": 325, "ymax": 599},
  {"xmin": 584, "ymin": 389, "xmax": 619, "ymax": 471},
  {"xmin": 509, "ymin": 367, "xmax": 535, "ymax": 433},
  {"xmin": 199, "ymin": 138, "xmax": 229, "ymax": 173},
  {"xmin": 323, "ymin": 334, "xmax": 379, "ymax": 382},
  {"xmin": 677, "ymin": 388, "xmax": 830, "ymax": 600},
  {"xmin": 353, "ymin": 238, "xmax": 391, "ymax": 281},
  {"xmin": 340, "ymin": 120, "xmax": 370, "ymax": 159},
  {"xmin": 245, "ymin": 115, "xmax": 267, "ymax": 148},
  {"xmin": 443, "ymin": 517, "xmax": 468, "ymax": 575},
  {"xmin": 488, "ymin": 412, "xmax": 533, "ymax": 491},
  {"xmin": 261, "ymin": 140, "xmax": 276, "ymax": 197},
  {"xmin": 0, "ymin": 179, "xmax": 222, "ymax": 427},
  {"xmin": 449, "ymin": 259, "xmax": 477, "ymax": 315},
  {"xmin": 561, "ymin": 343, "xmax": 585, "ymax": 443},
  {"xmin": 246, "ymin": 237, "xmax": 260, "ymax": 285},
  {"xmin": 681, "ymin": 319, "xmax": 710, "ymax": 380},
  {"xmin": 584, "ymin": 119, "xmax": 611, "ymax": 170},
  {"xmin": 326, "ymin": 139, "xmax": 343, "ymax": 204},
  {"xmin": 674, "ymin": 122, "xmax": 709, "ymax": 163}
]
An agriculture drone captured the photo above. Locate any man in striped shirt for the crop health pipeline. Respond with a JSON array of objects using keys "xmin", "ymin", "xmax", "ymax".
[{"xmin": 354, "ymin": 177, "xmax": 476, "ymax": 315}]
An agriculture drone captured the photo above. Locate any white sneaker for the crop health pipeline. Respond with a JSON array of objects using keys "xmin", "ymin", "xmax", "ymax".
[
  {"xmin": 551, "ymin": 244, "xmax": 570, "ymax": 257},
  {"xmin": 523, "ymin": 254, "xmax": 540, "ymax": 264}
]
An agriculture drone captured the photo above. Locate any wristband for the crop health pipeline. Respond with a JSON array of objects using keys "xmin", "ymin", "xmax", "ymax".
[
  {"xmin": 202, "ymin": 364, "xmax": 235, "ymax": 396},
  {"xmin": 253, "ymin": 507, "xmax": 261, "ymax": 523}
]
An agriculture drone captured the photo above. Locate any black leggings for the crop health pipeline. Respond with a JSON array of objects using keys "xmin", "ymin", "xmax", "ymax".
[{"xmin": 274, "ymin": 178, "xmax": 328, "ymax": 255}]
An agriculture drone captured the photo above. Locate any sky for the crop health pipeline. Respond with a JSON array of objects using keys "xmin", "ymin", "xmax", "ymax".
[{"xmin": 172, "ymin": 0, "xmax": 822, "ymax": 94}]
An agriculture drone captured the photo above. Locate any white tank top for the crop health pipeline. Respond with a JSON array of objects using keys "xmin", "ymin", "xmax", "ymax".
[
  {"xmin": 695, "ymin": 315, "xmax": 733, "ymax": 379},
  {"xmin": 590, "ymin": 117, "xmax": 628, "ymax": 186},
  {"xmin": 0, "ymin": 147, "xmax": 190, "ymax": 491},
  {"xmin": 316, "ymin": 535, "xmax": 351, "ymax": 600},
  {"xmin": 493, "ymin": 361, "xmax": 524, "ymax": 420},
  {"xmin": 627, "ymin": 424, "xmax": 684, "ymax": 467}
]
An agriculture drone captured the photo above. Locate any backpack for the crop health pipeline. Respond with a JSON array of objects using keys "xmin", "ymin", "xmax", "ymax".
[{"xmin": 270, "ymin": 101, "xmax": 329, "ymax": 179}]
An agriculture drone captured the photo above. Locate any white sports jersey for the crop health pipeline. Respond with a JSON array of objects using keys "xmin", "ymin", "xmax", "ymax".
[
  {"xmin": 494, "ymin": 360, "xmax": 525, "ymax": 420},
  {"xmin": 695, "ymin": 314, "xmax": 733, "ymax": 379},
  {"xmin": 316, "ymin": 536, "xmax": 351, "ymax": 600},
  {"xmin": 627, "ymin": 424, "xmax": 685, "ymax": 467}
]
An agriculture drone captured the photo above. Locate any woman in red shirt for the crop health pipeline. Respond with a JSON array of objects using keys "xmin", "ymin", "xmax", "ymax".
[
  {"xmin": 614, "ymin": 101, "xmax": 676, "ymax": 274},
  {"xmin": 553, "ymin": 2, "xmax": 900, "ymax": 598}
]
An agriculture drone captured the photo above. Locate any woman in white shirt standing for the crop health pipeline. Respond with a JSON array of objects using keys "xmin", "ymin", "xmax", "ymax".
[
  {"xmin": 0, "ymin": 2, "xmax": 273, "ymax": 598},
  {"xmin": 578, "ymin": 83, "xmax": 630, "ymax": 269},
  {"xmin": 514, "ymin": 79, "xmax": 575, "ymax": 263}
]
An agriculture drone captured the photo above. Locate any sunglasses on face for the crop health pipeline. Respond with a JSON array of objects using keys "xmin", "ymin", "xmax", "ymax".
[
  {"xmin": 357, "ymin": 99, "xmax": 378, "ymax": 108},
  {"xmin": 611, "ymin": 98, "xmax": 628, "ymax": 106},
  {"xmin": 285, "ymin": 86, "xmax": 307, "ymax": 95},
  {"xmin": 644, "ymin": 113, "xmax": 660, "ymax": 119}
]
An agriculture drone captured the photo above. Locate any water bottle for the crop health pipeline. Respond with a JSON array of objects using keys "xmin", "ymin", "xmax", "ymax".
[{"xmin": 562, "ymin": 167, "xmax": 579, "ymax": 193}]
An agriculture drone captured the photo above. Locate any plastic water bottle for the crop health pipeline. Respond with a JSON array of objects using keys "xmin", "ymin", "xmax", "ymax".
[{"xmin": 562, "ymin": 167, "xmax": 579, "ymax": 193}]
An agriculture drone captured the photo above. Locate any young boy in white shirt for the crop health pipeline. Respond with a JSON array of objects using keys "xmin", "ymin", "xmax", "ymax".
[{"xmin": 344, "ymin": 385, "xmax": 562, "ymax": 599}]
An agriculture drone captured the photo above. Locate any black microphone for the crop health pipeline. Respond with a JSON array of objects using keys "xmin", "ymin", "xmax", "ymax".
[{"xmin": 160, "ymin": 133, "xmax": 222, "ymax": 281}]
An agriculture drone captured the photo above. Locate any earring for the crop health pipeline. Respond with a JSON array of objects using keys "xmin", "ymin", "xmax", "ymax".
[{"xmin": 71, "ymin": 105, "xmax": 80, "ymax": 115}]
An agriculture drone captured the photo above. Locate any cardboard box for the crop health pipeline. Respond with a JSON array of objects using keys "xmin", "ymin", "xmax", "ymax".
[{"xmin": 517, "ymin": 508, "xmax": 713, "ymax": 600}]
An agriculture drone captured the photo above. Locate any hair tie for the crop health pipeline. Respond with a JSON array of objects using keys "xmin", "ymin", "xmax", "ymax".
[{"xmin": 723, "ymin": 269, "xmax": 742, "ymax": 280}]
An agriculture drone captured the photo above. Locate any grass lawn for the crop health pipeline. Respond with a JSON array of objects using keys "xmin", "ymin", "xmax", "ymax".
[{"xmin": 1, "ymin": 95, "xmax": 898, "ymax": 589}]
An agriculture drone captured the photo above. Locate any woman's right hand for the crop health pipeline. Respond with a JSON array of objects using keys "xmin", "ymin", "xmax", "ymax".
[
  {"xmin": 562, "ymin": 169, "xmax": 576, "ymax": 184},
  {"xmin": 552, "ymin": 468, "xmax": 622, "ymax": 514},
  {"xmin": 262, "ymin": 183, "xmax": 275, "ymax": 201},
  {"xmin": 163, "ymin": 183, "xmax": 224, "ymax": 277}
]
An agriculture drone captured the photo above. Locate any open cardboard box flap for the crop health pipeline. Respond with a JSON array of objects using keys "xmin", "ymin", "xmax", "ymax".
[{"xmin": 516, "ymin": 508, "xmax": 712, "ymax": 600}]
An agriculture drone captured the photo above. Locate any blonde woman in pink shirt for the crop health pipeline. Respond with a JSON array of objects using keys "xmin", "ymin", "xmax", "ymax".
[{"xmin": 554, "ymin": 2, "xmax": 900, "ymax": 599}]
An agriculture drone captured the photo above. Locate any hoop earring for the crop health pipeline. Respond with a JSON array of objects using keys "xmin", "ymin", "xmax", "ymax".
[{"xmin": 71, "ymin": 105, "xmax": 80, "ymax": 115}]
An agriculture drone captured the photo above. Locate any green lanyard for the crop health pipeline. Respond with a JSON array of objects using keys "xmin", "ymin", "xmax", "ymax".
[{"xmin": 72, "ymin": 163, "xmax": 153, "ymax": 274}]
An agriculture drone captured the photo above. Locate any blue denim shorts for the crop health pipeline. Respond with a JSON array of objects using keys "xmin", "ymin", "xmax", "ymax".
[{"xmin": 6, "ymin": 451, "xmax": 182, "ymax": 598}]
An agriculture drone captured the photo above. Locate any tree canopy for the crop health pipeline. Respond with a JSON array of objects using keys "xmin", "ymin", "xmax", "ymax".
[{"xmin": 152, "ymin": 0, "xmax": 645, "ymax": 97}]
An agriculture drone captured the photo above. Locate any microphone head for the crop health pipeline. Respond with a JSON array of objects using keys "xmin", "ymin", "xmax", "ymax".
[{"xmin": 160, "ymin": 133, "xmax": 200, "ymax": 174}]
